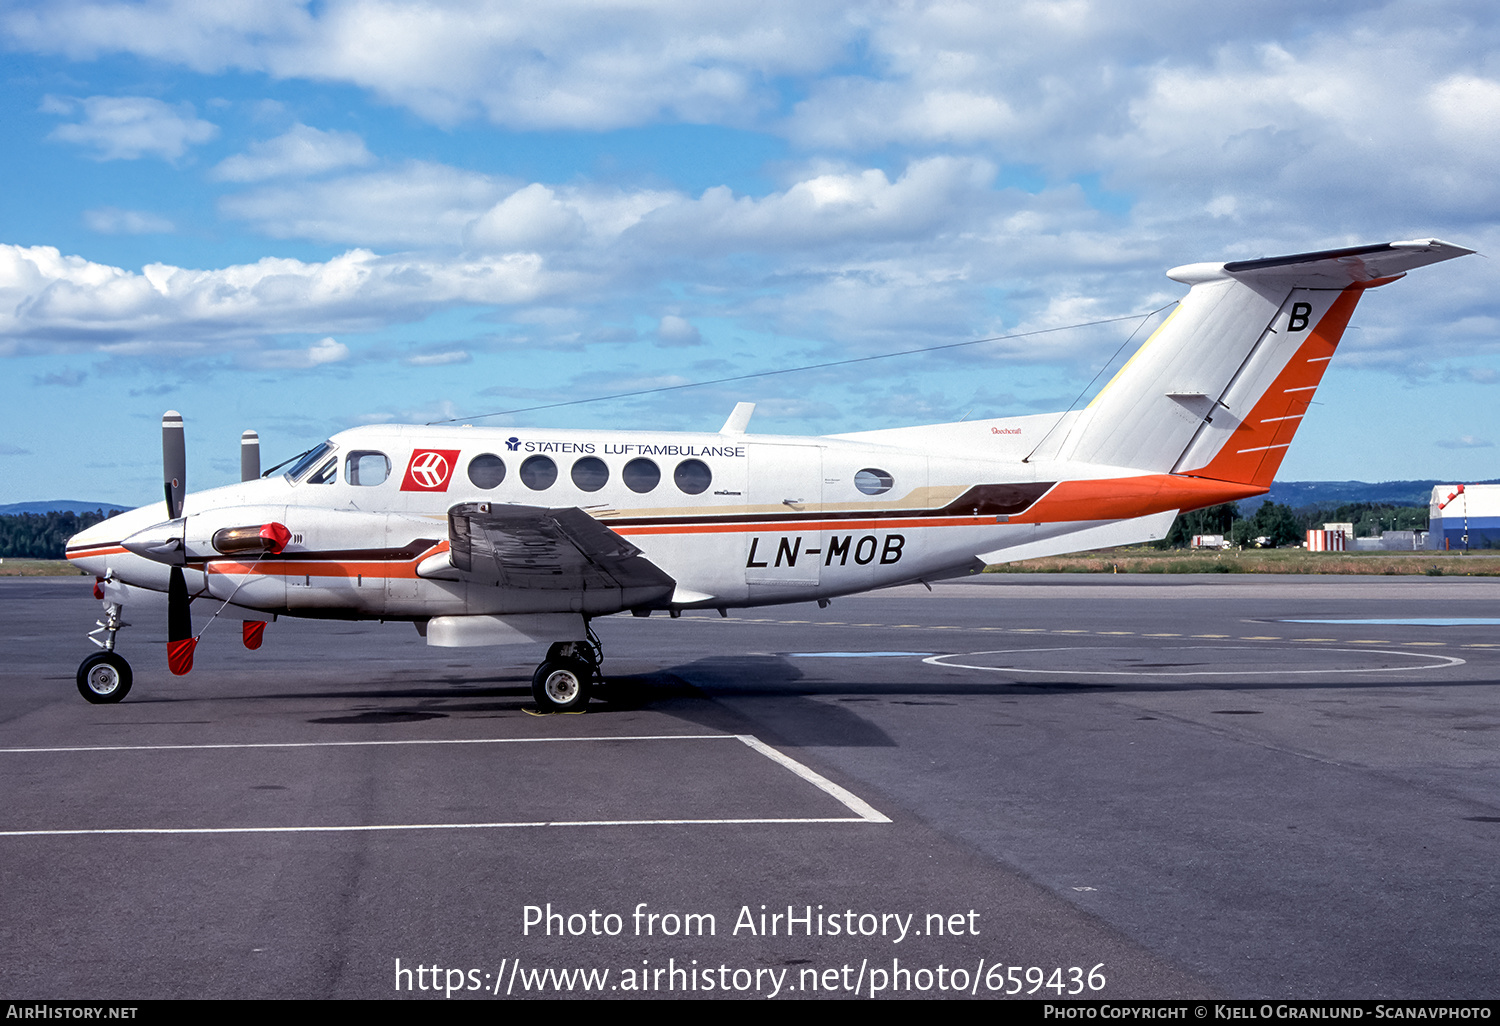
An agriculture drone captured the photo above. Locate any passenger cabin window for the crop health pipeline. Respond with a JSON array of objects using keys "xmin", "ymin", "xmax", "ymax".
[
  {"xmin": 468, "ymin": 453, "xmax": 506, "ymax": 489},
  {"xmin": 571, "ymin": 457, "xmax": 608, "ymax": 492},
  {"xmin": 520, "ymin": 455, "xmax": 557, "ymax": 490},
  {"xmin": 855, "ymin": 468, "xmax": 894, "ymax": 495},
  {"xmin": 622, "ymin": 458, "xmax": 660, "ymax": 493},
  {"xmin": 674, "ymin": 459, "xmax": 711, "ymax": 495},
  {"xmin": 345, "ymin": 451, "xmax": 390, "ymax": 486}
]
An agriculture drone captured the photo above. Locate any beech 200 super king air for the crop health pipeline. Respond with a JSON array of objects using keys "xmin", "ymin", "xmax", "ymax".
[{"xmin": 64, "ymin": 239, "xmax": 1472, "ymax": 710}]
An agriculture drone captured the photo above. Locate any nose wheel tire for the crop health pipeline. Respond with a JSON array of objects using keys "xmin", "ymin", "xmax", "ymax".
[
  {"xmin": 531, "ymin": 657, "xmax": 592, "ymax": 712},
  {"xmin": 77, "ymin": 651, "xmax": 132, "ymax": 704}
]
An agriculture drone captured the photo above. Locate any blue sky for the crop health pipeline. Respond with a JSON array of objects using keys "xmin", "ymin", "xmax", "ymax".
[{"xmin": 2, "ymin": 0, "xmax": 1498, "ymax": 506}]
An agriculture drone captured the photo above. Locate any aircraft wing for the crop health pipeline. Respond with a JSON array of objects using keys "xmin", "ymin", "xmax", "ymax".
[{"xmin": 434, "ymin": 502, "xmax": 676, "ymax": 598}]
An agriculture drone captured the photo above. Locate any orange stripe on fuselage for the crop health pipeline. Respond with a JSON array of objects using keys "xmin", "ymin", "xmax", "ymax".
[
  {"xmin": 65, "ymin": 544, "xmax": 128, "ymax": 561},
  {"xmin": 1009, "ymin": 474, "xmax": 1265, "ymax": 524}
]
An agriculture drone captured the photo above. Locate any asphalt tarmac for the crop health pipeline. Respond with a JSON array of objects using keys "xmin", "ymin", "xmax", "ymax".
[{"xmin": 2, "ymin": 572, "xmax": 1499, "ymax": 1000}]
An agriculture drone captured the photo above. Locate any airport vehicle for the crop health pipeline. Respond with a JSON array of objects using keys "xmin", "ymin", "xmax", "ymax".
[{"xmin": 64, "ymin": 239, "xmax": 1472, "ymax": 709}]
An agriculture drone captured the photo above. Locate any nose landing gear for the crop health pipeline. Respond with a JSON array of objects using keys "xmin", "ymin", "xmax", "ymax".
[
  {"xmin": 78, "ymin": 596, "xmax": 132, "ymax": 704},
  {"xmin": 77, "ymin": 651, "xmax": 132, "ymax": 704}
]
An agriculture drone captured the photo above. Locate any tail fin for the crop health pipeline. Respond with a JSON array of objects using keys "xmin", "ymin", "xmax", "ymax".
[{"xmin": 1051, "ymin": 240, "xmax": 1472, "ymax": 487}]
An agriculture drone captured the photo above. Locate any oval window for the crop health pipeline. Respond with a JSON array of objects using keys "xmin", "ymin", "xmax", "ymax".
[
  {"xmin": 854, "ymin": 468, "xmax": 894, "ymax": 495},
  {"xmin": 520, "ymin": 455, "xmax": 558, "ymax": 490},
  {"xmin": 622, "ymin": 458, "xmax": 660, "ymax": 493},
  {"xmin": 674, "ymin": 458, "xmax": 712, "ymax": 495},
  {"xmin": 571, "ymin": 456, "xmax": 609, "ymax": 492},
  {"xmin": 467, "ymin": 453, "xmax": 506, "ymax": 489}
]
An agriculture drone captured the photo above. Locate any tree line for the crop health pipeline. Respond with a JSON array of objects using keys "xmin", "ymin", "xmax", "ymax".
[
  {"xmin": 0, "ymin": 510, "xmax": 120, "ymax": 559},
  {"xmin": 1160, "ymin": 501, "xmax": 1430, "ymax": 549}
]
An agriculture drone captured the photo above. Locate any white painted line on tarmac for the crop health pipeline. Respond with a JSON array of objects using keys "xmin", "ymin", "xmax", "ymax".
[
  {"xmin": 0, "ymin": 817, "xmax": 876, "ymax": 838},
  {"xmin": 0, "ymin": 734, "xmax": 729, "ymax": 755},
  {"xmin": 736, "ymin": 734, "xmax": 891, "ymax": 824},
  {"xmin": 0, "ymin": 733, "xmax": 892, "ymax": 835}
]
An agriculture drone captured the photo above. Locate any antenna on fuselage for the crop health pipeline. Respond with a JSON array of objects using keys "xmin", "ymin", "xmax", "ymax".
[{"xmin": 719, "ymin": 402, "xmax": 755, "ymax": 435}]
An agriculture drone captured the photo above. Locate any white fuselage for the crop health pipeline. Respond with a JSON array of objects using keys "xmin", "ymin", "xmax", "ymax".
[{"xmin": 67, "ymin": 417, "xmax": 1236, "ymax": 622}]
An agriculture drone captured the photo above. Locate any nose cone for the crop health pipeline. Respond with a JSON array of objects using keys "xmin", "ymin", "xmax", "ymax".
[
  {"xmin": 66, "ymin": 510, "xmax": 138, "ymax": 575},
  {"xmin": 121, "ymin": 519, "xmax": 187, "ymax": 564}
]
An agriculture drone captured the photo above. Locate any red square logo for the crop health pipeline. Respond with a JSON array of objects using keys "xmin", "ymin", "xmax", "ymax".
[{"xmin": 400, "ymin": 449, "xmax": 461, "ymax": 492}]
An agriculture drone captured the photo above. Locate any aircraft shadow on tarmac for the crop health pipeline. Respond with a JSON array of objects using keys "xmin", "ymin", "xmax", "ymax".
[{"xmin": 92, "ymin": 649, "xmax": 1496, "ymax": 748}]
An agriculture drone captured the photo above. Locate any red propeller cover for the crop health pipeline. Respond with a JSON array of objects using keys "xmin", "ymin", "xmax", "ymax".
[
  {"xmin": 167, "ymin": 637, "xmax": 198, "ymax": 676},
  {"xmin": 259, "ymin": 521, "xmax": 291, "ymax": 554}
]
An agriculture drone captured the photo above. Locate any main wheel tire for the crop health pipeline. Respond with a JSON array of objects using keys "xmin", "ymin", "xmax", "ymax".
[
  {"xmin": 531, "ymin": 657, "xmax": 592, "ymax": 712},
  {"xmin": 77, "ymin": 651, "xmax": 132, "ymax": 704}
]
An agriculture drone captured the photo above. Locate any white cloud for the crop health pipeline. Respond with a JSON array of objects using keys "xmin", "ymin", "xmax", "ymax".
[
  {"xmin": 6, "ymin": 0, "xmax": 851, "ymax": 129},
  {"xmin": 244, "ymin": 336, "xmax": 349, "ymax": 369},
  {"xmin": 211, "ymin": 123, "xmax": 374, "ymax": 181},
  {"xmin": 464, "ymin": 182, "xmax": 676, "ymax": 254},
  {"xmin": 221, "ymin": 161, "xmax": 510, "ymax": 246},
  {"xmin": 405, "ymin": 349, "xmax": 471, "ymax": 366},
  {"xmin": 0, "ymin": 243, "xmax": 553, "ymax": 355},
  {"xmin": 82, "ymin": 207, "xmax": 176, "ymax": 234},
  {"xmin": 631, "ymin": 157, "xmax": 998, "ymax": 255},
  {"xmin": 1436, "ymin": 435, "xmax": 1495, "ymax": 450},
  {"xmin": 34, "ymin": 368, "xmax": 87, "ymax": 386},
  {"xmin": 657, "ymin": 315, "xmax": 701, "ymax": 347},
  {"xmin": 46, "ymin": 95, "xmax": 217, "ymax": 160},
  {"xmin": 465, "ymin": 184, "xmax": 587, "ymax": 252}
]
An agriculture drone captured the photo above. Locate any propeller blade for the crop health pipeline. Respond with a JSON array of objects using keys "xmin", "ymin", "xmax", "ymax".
[
  {"xmin": 166, "ymin": 565, "xmax": 195, "ymax": 675},
  {"xmin": 162, "ymin": 411, "xmax": 186, "ymax": 519},
  {"xmin": 241, "ymin": 430, "xmax": 260, "ymax": 482},
  {"xmin": 242, "ymin": 621, "xmax": 266, "ymax": 650}
]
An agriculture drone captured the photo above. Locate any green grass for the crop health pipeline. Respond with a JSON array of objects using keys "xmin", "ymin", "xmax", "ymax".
[{"xmin": 0, "ymin": 559, "xmax": 89, "ymax": 577}]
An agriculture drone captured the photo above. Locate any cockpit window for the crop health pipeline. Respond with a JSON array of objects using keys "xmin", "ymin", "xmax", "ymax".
[
  {"xmin": 345, "ymin": 451, "xmax": 390, "ymax": 486},
  {"xmin": 286, "ymin": 441, "xmax": 335, "ymax": 482},
  {"xmin": 306, "ymin": 457, "xmax": 338, "ymax": 485}
]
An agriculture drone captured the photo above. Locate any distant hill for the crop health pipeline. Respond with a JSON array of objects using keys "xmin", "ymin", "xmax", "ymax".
[
  {"xmin": 1246, "ymin": 480, "xmax": 1500, "ymax": 513},
  {"xmin": 0, "ymin": 500, "xmax": 132, "ymax": 516}
]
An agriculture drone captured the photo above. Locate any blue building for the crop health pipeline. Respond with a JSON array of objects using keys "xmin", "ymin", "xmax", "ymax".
[{"xmin": 1427, "ymin": 485, "xmax": 1500, "ymax": 550}]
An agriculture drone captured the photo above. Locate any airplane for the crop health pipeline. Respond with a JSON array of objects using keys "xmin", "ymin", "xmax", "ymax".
[{"xmin": 64, "ymin": 239, "xmax": 1473, "ymax": 710}]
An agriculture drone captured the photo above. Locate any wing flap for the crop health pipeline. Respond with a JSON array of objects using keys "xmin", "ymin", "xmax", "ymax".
[{"xmin": 444, "ymin": 502, "xmax": 676, "ymax": 598}]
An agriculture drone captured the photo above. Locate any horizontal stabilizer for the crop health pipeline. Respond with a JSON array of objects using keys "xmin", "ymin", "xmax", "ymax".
[
  {"xmin": 1051, "ymin": 239, "xmax": 1472, "ymax": 489},
  {"xmin": 1169, "ymin": 239, "xmax": 1474, "ymax": 287}
]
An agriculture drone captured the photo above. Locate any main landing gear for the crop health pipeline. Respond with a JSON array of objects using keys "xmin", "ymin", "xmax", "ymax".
[
  {"xmin": 530, "ymin": 624, "xmax": 604, "ymax": 713},
  {"xmin": 78, "ymin": 594, "xmax": 132, "ymax": 704}
]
